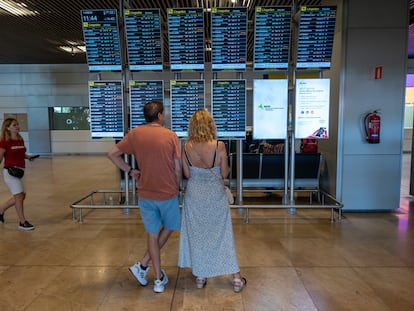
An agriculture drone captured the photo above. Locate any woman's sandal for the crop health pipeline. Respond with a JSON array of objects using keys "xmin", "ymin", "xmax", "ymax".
[
  {"xmin": 233, "ymin": 277, "xmax": 247, "ymax": 293},
  {"xmin": 196, "ymin": 277, "xmax": 207, "ymax": 289}
]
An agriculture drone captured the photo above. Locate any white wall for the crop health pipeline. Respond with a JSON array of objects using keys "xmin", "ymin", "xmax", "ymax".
[
  {"xmin": 338, "ymin": 0, "xmax": 408, "ymax": 211},
  {"xmin": 0, "ymin": 64, "xmax": 145, "ymax": 154}
]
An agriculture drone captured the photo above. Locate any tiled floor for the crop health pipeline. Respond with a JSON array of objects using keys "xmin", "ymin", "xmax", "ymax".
[{"xmin": 0, "ymin": 154, "xmax": 414, "ymax": 311}]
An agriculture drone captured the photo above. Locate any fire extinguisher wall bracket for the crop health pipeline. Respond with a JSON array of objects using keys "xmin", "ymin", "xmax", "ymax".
[{"xmin": 364, "ymin": 110, "xmax": 381, "ymax": 144}]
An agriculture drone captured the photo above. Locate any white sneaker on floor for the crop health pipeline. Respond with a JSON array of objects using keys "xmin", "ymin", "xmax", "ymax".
[
  {"xmin": 153, "ymin": 269, "xmax": 168, "ymax": 293},
  {"xmin": 128, "ymin": 262, "xmax": 149, "ymax": 286}
]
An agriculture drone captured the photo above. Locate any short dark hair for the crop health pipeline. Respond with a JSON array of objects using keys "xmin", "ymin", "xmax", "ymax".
[{"xmin": 144, "ymin": 100, "xmax": 164, "ymax": 123}]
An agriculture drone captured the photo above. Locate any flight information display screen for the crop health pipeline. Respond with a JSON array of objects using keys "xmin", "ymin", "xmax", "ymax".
[
  {"xmin": 170, "ymin": 80, "xmax": 205, "ymax": 137},
  {"xmin": 81, "ymin": 10, "xmax": 122, "ymax": 72},
  {"xmin": 212, "ymin": 80, "xmax": 246, "ymax": 139},
  {"xmin": 124, "ymin": 9, "xmax": 163, "ymax": 71},
  {"xmin": 254, "ymin": 6, "xmax": 292, "ymax": 71},
  {"xmin": 211, "ymin": 7, "xmax": 247, "ymax": 71},
  {"xmin": 167, "ymin": 8, "xmax": 205, "ymax": 72},
  {"xmin": 88, "ymin": 81, "xmax": 124, "ymax": 139},
  {"xmin": 129, "ymin": 80, "xmax": 164, "ymax": 128},
  {"xmin": 296, "ymin": 6, "xmax": 337, "ymax": 69}
]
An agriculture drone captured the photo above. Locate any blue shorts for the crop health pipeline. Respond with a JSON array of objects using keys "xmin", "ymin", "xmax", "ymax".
[{"xmin": 138, "ymin": 196, "xmax": 180, "ymax": 234}]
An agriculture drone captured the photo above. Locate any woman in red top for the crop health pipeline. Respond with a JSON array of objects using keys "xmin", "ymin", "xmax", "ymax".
[{"xmin": 0, "ymin": 118, "xmax": 37, "ymax": 230}]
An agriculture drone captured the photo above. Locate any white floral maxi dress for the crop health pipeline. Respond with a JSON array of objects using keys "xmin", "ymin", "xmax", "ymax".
[{"xmin": 178, "ymin": 163, "xmax": 240, "ymax": 278}]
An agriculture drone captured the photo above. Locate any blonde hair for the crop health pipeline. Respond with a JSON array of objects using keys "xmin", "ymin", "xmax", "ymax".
[
  {"xmin": 188, "ymin": 109, "xmax": 216, "ymax": 142},
  {"xmin": 1, "ymin": 118, "xmax": 22, "ymax": 141}
]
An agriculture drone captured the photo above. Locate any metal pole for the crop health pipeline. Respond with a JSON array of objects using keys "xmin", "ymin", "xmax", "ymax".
[
  {"xmin": 236, "ymin": 140, "xmax": 244, "ymax": 214},
  {"xmin": 287, "ymin": 0, "xmax": 299, "ymax": 215},
  {"xmin": 119, "ymin": 0, "xmax": 131, "ymax": 215}
]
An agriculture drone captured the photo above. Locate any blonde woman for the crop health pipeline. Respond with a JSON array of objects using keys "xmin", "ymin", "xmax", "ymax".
[
  {"xmin": 0, "ymin": 118, "xmax": 37, "ymax": 230},
  {"xmin": 178, "ymin": 109, "xmax": 246, "ymax": 292}
]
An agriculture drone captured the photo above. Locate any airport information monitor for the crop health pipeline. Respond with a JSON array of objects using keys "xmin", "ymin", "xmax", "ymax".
[
  {"xmin": 170, "ymin": 80, "xmax": 205, "ymax": 137},
  {"xmin": 211, "ymin": 7, "xmax": 248, "ymax": 71},
  {"xmin": 129, "ymin": 80, "xmax": 164, "ymax": 128},
  {"xmin": 88, "ymin": 80, "xmax": 124, "ymax": 139},
  {"xmin": 296, "ymin": 6, "xmax": 337, "ymax": 69},
  {"xmin": 124, "ymin": 9, "xmax": 163, "ymax": 71},
  {"xmin": 81, "ymin": 10, "xmax": 122, "ymax": 72},
  {"xmin": 167, "ymin": 8, "xmax": 205, "ymax": 72},
  {"xmin": 212, "ymin": 80, "xmax": 246, "ymax": 139},
  {"xmin": 253, "ymin": 6, "xmax": 292, "ymax": 71}
]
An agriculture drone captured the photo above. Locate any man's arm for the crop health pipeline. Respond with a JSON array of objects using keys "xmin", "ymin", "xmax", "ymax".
[{"xmin": 108, "ymin": 145, "xmax": 132, "ymax": 173}]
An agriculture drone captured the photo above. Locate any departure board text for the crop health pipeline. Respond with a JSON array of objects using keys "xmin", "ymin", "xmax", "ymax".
[
  {"xmin": 211, "ymin": 8, "xmax": 247, "ymax": 71},
  {"xmin": 125, "ymin": 9, "xmax": 163, "ymax": 71},
  {"xmin": 296, "ymin": 6, "xmax": 336, "ymax": 69},
  {"xmin": 88, "ymin": 81, "xmax": 124, "ymax": 139},
  {"xmin": 168, "ymin": 8, "xmax": 205, "ymax": 71},
  {"xmin": 254, "ymin": 6, "xmax": 292, "ymax": 70},
  {"xmin": 170, "ymin": 80, "xmax": 205, "ymax": 137},
  {"xmin": 81, "ymin": 10, "xmax": 122, "ymax": 71},
  {"xmin": 212, "ymin": 80, "xmax": 246, "ymax": 139},
  {"xmin": 129, "ymin": 80, "xmax": 164, "ymax": 128}
]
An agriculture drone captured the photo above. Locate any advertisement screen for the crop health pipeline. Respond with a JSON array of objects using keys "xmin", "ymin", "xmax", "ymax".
[
  {"xmin": 295, "ymin": 78, "xmax": 330, "ymax": 139},
  {"xmin": 253, "ymin": 79, "xmax": 288, "ymax": 139}
]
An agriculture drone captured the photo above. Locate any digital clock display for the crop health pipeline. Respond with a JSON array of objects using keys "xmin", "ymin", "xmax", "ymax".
[{"xmin": 81, "ymin": 10, "xmax": 122, "ymax": 72}]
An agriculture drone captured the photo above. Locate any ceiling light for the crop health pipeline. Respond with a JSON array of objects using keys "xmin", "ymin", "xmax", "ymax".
[
  {"xmin": 59, "ymin": 46, "xmax": 73, "ymax": 53},
  {"xmin": 59, "ymin": 45, "xmax": 86, "ymax": 55},
  {"xmin": 0, "ymin": 0, "xmax": 37, "ymax": 16}
]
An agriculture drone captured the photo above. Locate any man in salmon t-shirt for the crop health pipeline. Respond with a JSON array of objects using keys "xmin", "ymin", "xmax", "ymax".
[{"xmin": 108, "ymin": 100, "xmax": 181, "ymax": 293}]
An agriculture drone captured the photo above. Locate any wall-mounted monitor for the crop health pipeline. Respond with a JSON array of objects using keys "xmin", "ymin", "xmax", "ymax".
[
  {"xmin": 170, "ymin": 80, "xmax": 205, "ymax": 137},
  {"xmin": 296, "ymin": 6, "xmax": 336, "ymax": 70},
  {"xmin": 211, "ymin": 7, "xmax": 247, "ymax": 71},
  {"xmin": 212, "ymin": 80, "xmax": 246, "ymax": 139},
  {"xmin": 253, "ymin": 79, "xmax": 288, "ymax": 139},
  {"xmin": 124, "ymin": 9, "xmax": 163, "ymax": 72},
  {"xmin": 88, "ymin": 80, "xmax": 124, "ymax": 139},
  {"xmin": 81, "ymin": 10, "xmax": 122, "ymax": 72},
  {"xmin": 167, "ymin": 8, "xmax": 205, "ymax": 72},
  {"xmin": 129, "ymin": 80, "xmax": 164, "ymax": 129},
  {"xmin": 295, "ymin": 78, "xmax": 330, "ymax": 139},
  {"xmin": 253, "ymin": 7, "xmax": 292, "ymax": 71}
]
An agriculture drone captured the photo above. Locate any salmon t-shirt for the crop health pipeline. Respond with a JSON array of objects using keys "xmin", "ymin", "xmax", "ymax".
[{"xmin": 116, "ymin": 124, "xmax": 180, "ymax": 201}]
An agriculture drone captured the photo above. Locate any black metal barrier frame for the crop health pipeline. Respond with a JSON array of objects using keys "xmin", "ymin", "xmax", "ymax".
[{"xmin": 70, "ymin": 189, "xmax": 343, "ymax": 223}]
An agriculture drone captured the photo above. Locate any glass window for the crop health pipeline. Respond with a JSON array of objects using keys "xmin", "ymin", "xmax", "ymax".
[
  {"xmin": 405, "ymin": 75, "xmax": 414, "ymax": 129},
  {"xmin": 50, "ymin": 107, "xmax": 90, "ymax": 130}
]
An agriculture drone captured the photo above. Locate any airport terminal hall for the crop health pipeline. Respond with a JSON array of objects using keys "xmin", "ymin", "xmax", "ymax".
[{"xmin": 1, "ymin": 0, "xmax": 414, "ymax": 310}]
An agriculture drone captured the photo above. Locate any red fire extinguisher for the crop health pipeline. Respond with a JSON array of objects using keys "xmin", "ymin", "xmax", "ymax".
[{"xmin": 364, "ymin": 110, "xmax": 381, "ymax": 144}]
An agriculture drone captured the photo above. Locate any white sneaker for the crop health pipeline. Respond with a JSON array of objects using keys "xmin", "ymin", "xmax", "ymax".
[
  {"xmin": 153, "ymin": 269, "xmax": 168, "ymax": 293},
  {"xmin": 128, "ymin": 262, "xmax": 149, "ymax": 286}
]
